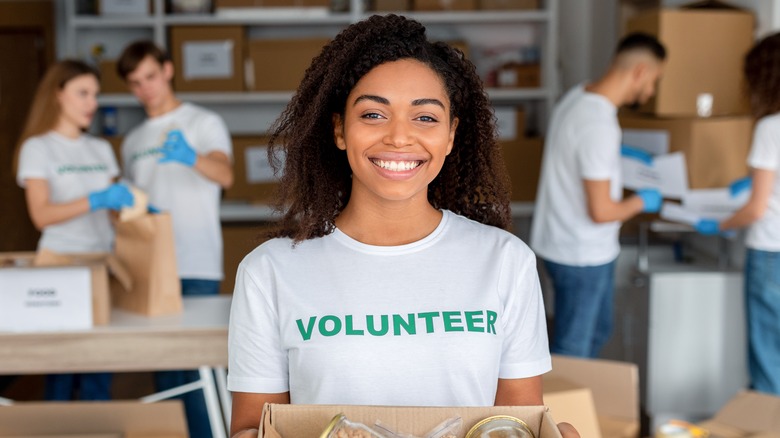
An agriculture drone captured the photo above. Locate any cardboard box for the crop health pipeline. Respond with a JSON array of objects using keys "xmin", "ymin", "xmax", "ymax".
[
  {"xmin": 497, "ymin": 63, "xmax": 541, "ymax": 88},
  {"xmin": 502, "ymin": 138, "xmax": 543, "ymax": 202},
  {"xmin": 98, "ymin": 0, "xmax": 151, "ymax": 15},
  {"xmin": 260, "ymin": 404, "xmax": 563, "ymax": 437},
  {"xmin": 619, "ymin": 113, "xmax": 754, "ymax": 189},
  {"xmin": 221, "ymin": 224, "xmax": 272, "ymax": 294},
  {"xmin": 543, "ymin": 377, "xmax": 603, "ymax": 438},
  {"xmin": 0, "ymin": 252, "xmax": 120, "ymax": 331},
  {"xmin": 369, "ymin": 0, "xmax": 410, "ymax": 11},
  {"xmin": 224, "ymin": 136, "xmax": 280, "ymax": 203},
  {"xmin": 626, "ymin": 8, "xmax": 754, "ymax": 117},
  {"xmin": 413, "ymin": 0, "xmax": 476, "ymax": 11},
  {"xmin": 246, "ymin": 38, "xmax": 329, "ymax": 91},
  {"xmin": 103, "ymin": 135, "xmax": 123, "ymax": 170},
  {"xmin": 0, "ymin": 400, "xmax": 187, "ymax": 436},
  {"xmin": 98, "ymin": 60, "xmax": 127, "ymax": 94},
  {"xmin": 215, "ymin": 0, "xmax": 328, "ymax": 7},
  {"xmin": 697, "ymin": 391, "xmax": 780, "ymax": 437},
  {"xmin": 171, "ymin": 26, "xmax": 245, "ymax": 92},
  {"xmin": 479, "ymin": 0, "xmax": 537, "ymax": 10},
  {"xmin": 547, "ymin": 355, "xmax": 640, "ymax": 438}
]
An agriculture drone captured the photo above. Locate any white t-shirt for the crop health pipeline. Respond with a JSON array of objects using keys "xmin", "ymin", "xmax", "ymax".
[
  {"xmin": 16, "ymin": 131, "xmax": 119, "ymax": 253},
  {"xmin": 122, "ymin": 103, "xmax": 232, "ymax": 280},
  {"xmin": 746, "ymin": 114, "xmax": 780, "ymax": 251},
  {"xmin": 530, "ymin": 85, "xmax": 622, "ymax": 266},
  {"xmin": 228, "ymin": 210, "xmax": 551, "ymax": 406}
]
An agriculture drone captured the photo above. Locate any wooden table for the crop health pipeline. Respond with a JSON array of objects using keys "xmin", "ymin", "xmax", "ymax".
[{"xmin": 0, "ymin": 295, "xmax": 232, "ymax": 438}]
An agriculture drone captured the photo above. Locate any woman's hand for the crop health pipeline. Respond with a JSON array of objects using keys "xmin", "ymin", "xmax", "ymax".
[
  {"xmin": 230, "ymin": 429, "xmax": 258, "ymax": 438},
  {"xmin": 558, "ymin": 422, "xmax": 581, "ymax": 438}
]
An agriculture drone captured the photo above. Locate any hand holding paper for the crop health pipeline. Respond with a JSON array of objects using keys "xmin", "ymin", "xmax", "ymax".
[
  {"xmin": 694, "ymin": 218, "xmax": 720, "ymax": 235},
  {"xmin": 638, "ymin": 188, "xmax": 662, "ymax": 213},
  {"xmin": 621, "ymin": 144, "xmax": 654, "ymax": 165},
  {"xmin": 159, "ymin": 130, "xmax": 197, "ymax": 167}
]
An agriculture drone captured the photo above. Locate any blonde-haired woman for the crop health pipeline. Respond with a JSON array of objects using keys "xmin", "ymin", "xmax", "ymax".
[{"xmin": 15, "ymin": 59, "xmax": 133, "ymax": 400}]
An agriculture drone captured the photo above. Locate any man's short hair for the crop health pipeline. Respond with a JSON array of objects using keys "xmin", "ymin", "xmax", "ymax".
[
  {"xmin": 116, "ymin": 40, "xmax": 171, "ymax": 80},
  {"xmin": 615, "ymin": 32, "xmax": 667, "ymax": 61}
]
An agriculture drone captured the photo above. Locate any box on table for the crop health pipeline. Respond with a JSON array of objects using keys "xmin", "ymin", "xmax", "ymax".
[
  {"xmin": 98, "ymin": 60, "xmax": 127, "ymax": 94},
  {"xmin": 479, "ymin": 0, "xmax": 537, "ymax": 10},
  {"xmin": 98, "ymin": 0, "xmax": 151, "ymax": 15},
  {"xmin": 619, "ymin": 113, "xmax": 754, "ymax": 189},
  {"xmin": 546, "ymin": 355, "xmax": 640, "ymax": 438},
  {"xmin": 0, "ymin": 400, "xmax": 187, "ymax": 437},
  {"xmin": 543, "ymin": 377, "xmax": 602, "ymax": 438},
  {"xmin": 626, "ymin": 7, "xmax": 754, "ymax": 117},
  {"xmin": 0, "ymin": 251, "xmax": 127, "ymax": 331},
  {"xmin": 246, "ymin": 38, "xmax": 329, "ymax": 91},
  {"xmin": 697, "ymin": 391, "xmax": 780, "ymax": 438},
  {"xmin": 413, "ymin": 0, "xmax": 476, "ymax": 12},
  {"xmin": 260, "ymin": 404, "xmax": 563, "ymax": 437},
  {"xmin": 223, "ymin": 136, "xmax": 279, "ymax": 203},
  {"xmin": 170, "ymin": 25, "xmax": 245, "ymax": 92}
]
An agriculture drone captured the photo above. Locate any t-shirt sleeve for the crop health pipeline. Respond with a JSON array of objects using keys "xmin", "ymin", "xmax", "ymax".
[
  {"xmin": 227, "ymin": 255, "xmax": 289, "ymax": 393},
  {"xmin": 16, "ymin": 137, "xmax": 49, "ymax": 188},
  {"xmin": 498, "ymin": 243, "xmax": 552, "ymax": 379},
  {"xmin": 196, "ymin": 113, "xmax": 233, "ymax": 161},
  {"xmin": 748, "ymin": 117, "xmax": 780, "ymax": 171},
  {"xmin": 578, "ymin": 122, "xmax": 621, "ymax": 181}
]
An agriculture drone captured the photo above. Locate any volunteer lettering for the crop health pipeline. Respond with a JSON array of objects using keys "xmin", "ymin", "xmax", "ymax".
[{"xmin": 296, "ymin": 309, "xmax": 498, "ymax": 341}]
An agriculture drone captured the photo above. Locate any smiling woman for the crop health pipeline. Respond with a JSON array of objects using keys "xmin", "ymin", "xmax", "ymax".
[{"xmin": 227, "ymin": 14, "xmax": 574, "ymax": 438}]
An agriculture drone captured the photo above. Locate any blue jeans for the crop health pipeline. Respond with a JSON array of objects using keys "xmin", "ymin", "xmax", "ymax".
[
  {"xmin": 156, "ymin": 279, "xmax": 220, "ymax": 438},
  {"xmin": 745, "ymin": 249, "xmax": 780, "ymax": 396},
  {"xmin": 45, "ymin": 373, "xmax": 112, "ymax": 401},
  {"xmin": 543, "ymin": 258, "xmax": 616, "ymax": 358}
]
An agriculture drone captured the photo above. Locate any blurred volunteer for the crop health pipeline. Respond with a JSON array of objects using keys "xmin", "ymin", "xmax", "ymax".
[
  {"xmin": 530, "ymin": 33, "xmax": 666, "ymax": 358},
  {"xmin": 116, "ymin": 40, "xmax": 233, "ymax": 438},
  {"xmin": 697, "ymin": 33, "xmax": 780, "ymax": 396},
  {"xmin": 15, "ymin": 59, "xmax": 134, "ymax": 400}
]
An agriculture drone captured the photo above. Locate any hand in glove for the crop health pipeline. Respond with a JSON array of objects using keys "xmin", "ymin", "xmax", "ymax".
[
  {"xmin": 159, "ymin": 129, "xmax": 197, "ymax": 167},
  {"xmin": 638, "ymin": 188, "xmax": 662, "ymax": 213},
  {"xmin": 694, "ymin": 219, "xmax": 721, "ymax": 236},
  {"xmin": 88, "ymin": 183, "xmax": 134, "ymax": 212}
]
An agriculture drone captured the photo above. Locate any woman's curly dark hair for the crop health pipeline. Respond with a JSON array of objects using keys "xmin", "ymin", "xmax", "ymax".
[
  {"xmin": 745, "ymin": 33, "xmax": 780, "ymax": 119},
  {"xmin": 268, "ymin": 14, "xmax": 511, "ymax": 242}
]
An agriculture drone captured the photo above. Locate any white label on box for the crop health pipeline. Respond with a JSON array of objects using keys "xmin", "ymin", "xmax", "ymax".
[
  {"xmin": 622, "ymin": 129, "xmax": 670, "ymax": 155},
  {"xmin": 245, "ymin": 146, "xmax": 281, "ymax": 183},
  {"xmin": 494, "ymin": 107, "xmax": 517, "ymax": 140},
  {"xmin": 0, "ymin": 267, "xmax": 92, "ymax": 332},
  {"xmin": 101, "ymin": 0, "xmax": 149, "ymax": 15},
  {"xmin": 183, "ymin": 41, "xmax": 234, "ymax": 80}
]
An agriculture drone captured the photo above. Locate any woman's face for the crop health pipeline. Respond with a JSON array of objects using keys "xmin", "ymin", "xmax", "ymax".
[
  {"xmin": 334, "ymin": 59, "xmax": 458, "ymax": 207},
  {"xmin": 57, "ymin": 73, "xmax": 99, "ymax": 130}
]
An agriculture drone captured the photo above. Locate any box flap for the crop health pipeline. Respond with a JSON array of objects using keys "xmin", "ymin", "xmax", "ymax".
[
  {"xmin": 543, "ymin": 377, "xmax": 602, "ymax": 438},
  {"xmin": 598, "ymin": 415, "xmax": 640, "ymax": 438},
  {"xmin": 710, "ymin": 391, "xmax": 780, "ymax": 434},
  {"xmin": 697, "ymin": 419, "xmax": 745, "ymax": 438}
]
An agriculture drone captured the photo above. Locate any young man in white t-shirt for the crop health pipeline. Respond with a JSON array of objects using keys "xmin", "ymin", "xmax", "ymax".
[
  {"xmin": 530, "ymin": 33, "xmax": 666, "ymax": 358},
  {"xmin": 117, "ymin": 41, "xmax": 234, "ymax": 438}
]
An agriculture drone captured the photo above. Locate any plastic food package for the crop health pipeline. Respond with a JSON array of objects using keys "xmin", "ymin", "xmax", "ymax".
[{"xmin": 321, "ymin": 414, "xmax": 388, "ymax": 438}]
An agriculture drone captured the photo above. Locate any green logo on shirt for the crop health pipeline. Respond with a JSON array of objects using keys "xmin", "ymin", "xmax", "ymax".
[
  {"xmin": 295, "ymin": 310, "xmax": 498, "ymax": 341},
  {"xmin": 130, "ymin": 147, "xmax": 162, "ymax": 163},
  {"xmin": 57, "ymin": 164, "xmax": 108, "ymax": 174}
]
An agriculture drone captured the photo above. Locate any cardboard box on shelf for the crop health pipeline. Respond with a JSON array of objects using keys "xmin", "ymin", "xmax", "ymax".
[
  {"xmin": 98, "ymin": 60, "xmax": 127, "ymax": 94},
  {"xmin": 0, "ymin": 251, "xmax": 126, "ymax": 331},
  {"xmin": 0, "ymin": 400, "xmax": 187, "ymax": 436},
  {"xmin": 246, "ymin": 37, "xmax": 329, "ymax": 91},
  {"xmin": 547, "ymin": 355, "xmax": 640, "ymax": 438},
  {"xmin": 260, "ymin": 404, "xmax": 563, "ymax": 437},
  {"xmin": 413, "ymin": 0, "xmax": 476, "ymax": 12},
  {"xmin": 170, "ymin": 25, "xmax": 245, "ymax": 92},
  {"xmin": 626, "ymin": 8, "xmax": 754, "ymax": 117},
  {"xmin": 619, "ymin": 113, "xmax": 754, "ymax": 189},
  {"xmin": 496, "ymin": 107, "xmax": 542, "ymax": 202},
  {"xmin": 369, "ymin": 0, "xmax": 410, "ymax": 11},
  {"xmin": 214, "ymin": 0, "xmax": 328, "ymax": 7},
  {"xmin": 497, "ymin": 63, "xmax": 541, "ymax": 88},
  {"xmin": 221, "ymin": 224, "xmax": 273, "ymax": 294},
  {"xmin": 479, "ymin": 0, "xmax": 537, "ymax": 10},
  {"xmin": 697, "ymin": 391, "xmax": 780, "ymax": 437},
  {"xmin": 224, "ymin": 136, "xmax": 279, "ymax": 203}
]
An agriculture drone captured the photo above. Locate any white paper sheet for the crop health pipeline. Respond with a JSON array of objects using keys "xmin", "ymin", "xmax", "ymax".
[
  {"xmin": 622, "ymin": 151, "xmax": 688, "ymax": 199},
  {"xmin": 183, "ymin": 41, "xmax": 234, "ymax": 80},
  {"xmin": 682, "ymin": 188, "xmax": 750, "ymax": 215},
  {"xmin": 622, "ymin": 129, "xmax": 670, "ymax": 155},
  {"xmin": 245, "ymin": 146, "xmax": 281, "ymax": 184},
  {"xmin": 660, "ymin": 202, "xmax": 700, "ymax": 225}
]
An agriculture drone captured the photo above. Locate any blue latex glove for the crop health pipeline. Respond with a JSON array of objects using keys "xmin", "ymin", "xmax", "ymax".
[
  {"xmin": 695, "ymin": 218, "xmax": 720, "ymax": 235},
  {"xmin": 729, "ymin": 176, "xmax": 752, "ymax": 197},
  {"xmin": 638, "ymin": 188, "xmax": 662, "ymax": 213},
  {"xmin": 621, "ymin": 144, "xmax": 654, "ymax": 166},
  {"xmin": 88, "ymin": 183, "xmax": 134, "ymax": 212},
  {"xmin": 147, "ymin": 204, "xmax": 161, "ymax": 214},
  {"xmin": 159, "ymin": 130, "xmax": 197, "ymax": 167}
]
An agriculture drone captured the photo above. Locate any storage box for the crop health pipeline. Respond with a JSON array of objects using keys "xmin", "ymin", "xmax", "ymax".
[
  {"xmin": 697, "ymin": 391, "xmax": 780, "ymax": 437},
  {"xmin": 171, "ymin": 26, "xmax": 245, "ymax": 92},
  {"xmin": 98, "ymin": 0, "xmax": 150, "ymax": 15},
  {"xmin": 0, "ymin": 400, "xmax": 187, "ymax": 436},
  {"xmin": 98, "ymin": 60, "xmax": 127, "ymax": 94},
  {"xmin": 497, "ymin": 63, "xmax": 541, "ymax": 88},
  {"xmin": 260, "ymin": 404, "xmax": 563, "ymax": 437},
  {"xmin": 619, "ymin": 113, "xmax": 754, "ymax": 189},
  {"xmin": 0, "ymin": 252, "xmax": 121, "ymax": 331},
  {"xmin": 413, "ymin": 0, "xmax": 476, "ymax": 11},
  {"xmin": 479, "ymin": 0, "xmax": 537, "ymax": 10},
  {"xmin": 626, "ymin": 8, "xmax": 754, "ymax": 117},
  {"xmin": 221, "ymin": 224, "xmax": 272, "ymax": 294},
  {"xmin": 369, "ymin": 0, "xmax": 410, "ymax": 11},
  {"xmin": 215, "ymin": 0, "xmax": 328, "ymax": 7},
  {"xmin": 246, "ymin": 38, "xmax": 329, "ymax": 91},
  {"xmin": 547, "ymin": 355, "xmax": 640, "ymax": 438},
  {"xmin": 223, "ymin": 136, "xmax": 280, "ymax": 203}
]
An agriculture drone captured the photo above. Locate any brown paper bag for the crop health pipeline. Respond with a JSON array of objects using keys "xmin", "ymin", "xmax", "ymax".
[{"xmin": 113, "ymin": 213, "xmax": 182, "ymax": 316}]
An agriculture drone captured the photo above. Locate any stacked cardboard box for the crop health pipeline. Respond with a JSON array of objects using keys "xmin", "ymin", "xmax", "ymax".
[{"xmin": 497, "ymin": 107, "xmax": 544, "ymax": 202}]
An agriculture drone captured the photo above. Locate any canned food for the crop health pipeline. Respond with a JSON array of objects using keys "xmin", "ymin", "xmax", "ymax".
[
  {"xmin": 465, "ymin": 415, "xmax": 535, "ymax": 438},
  {"xmin": 319, "ymin": 413, "xmax": 385, "ymax": 438}
]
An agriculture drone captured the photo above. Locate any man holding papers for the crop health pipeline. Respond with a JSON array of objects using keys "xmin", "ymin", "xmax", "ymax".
[{"xmin": 531, "ymin": 33, "xmax": 665, "ymax": 358}]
